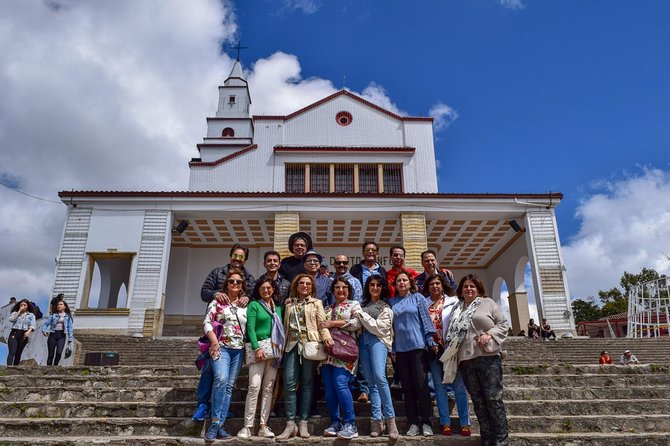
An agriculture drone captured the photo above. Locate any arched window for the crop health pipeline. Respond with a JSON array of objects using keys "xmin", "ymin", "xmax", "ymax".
[{"xmin": 222, "ymin": 127, "xmax": 235, "ymax": 137}]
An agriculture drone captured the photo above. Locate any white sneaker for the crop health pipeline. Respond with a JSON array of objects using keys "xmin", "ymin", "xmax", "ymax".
[
  {"xmin": 406, "ymin": 424, "xmax": 421, "ymax": 436},
  {"xmin": 422, "ymin": 423, "xmax": 434, "ymax": 436},
  {"xmin": 236, "ymin": 426, "xmax": 252, "ymax": 439},
  {"xmin": 257, "ymin": 425, "xmax": 275, "ymax": 438}
]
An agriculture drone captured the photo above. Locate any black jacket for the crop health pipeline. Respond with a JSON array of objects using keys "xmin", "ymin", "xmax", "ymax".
[
  {"xmin": 349, "ymin": 262, "xmax": 387, "ymax": 286},
  {"xmin": 200, "ymin": 264, "xmax": 256, "ymax": 303}
]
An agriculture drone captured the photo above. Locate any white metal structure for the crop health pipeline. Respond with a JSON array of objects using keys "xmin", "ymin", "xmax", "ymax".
[{"xmin": 627, "ymin": 277, "xmax": 670, "ymax": 338}]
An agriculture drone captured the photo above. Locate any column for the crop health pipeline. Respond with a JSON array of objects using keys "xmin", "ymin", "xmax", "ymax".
[
  {"xmin": 400, "ymin": 212, "xmax": 428, "ymax": 271},
  {"xmin": 274, "ymin": 212, "xmax": 300, "ymax": 259},
  {"xmin": 508, "ymin": 291, "xmax": 531, "ymax": 336}
]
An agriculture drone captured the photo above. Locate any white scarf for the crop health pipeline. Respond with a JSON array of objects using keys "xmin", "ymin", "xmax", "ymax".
[{"xmin": 439, "ymin": 296, "xmax": 482, "ymax": 384}]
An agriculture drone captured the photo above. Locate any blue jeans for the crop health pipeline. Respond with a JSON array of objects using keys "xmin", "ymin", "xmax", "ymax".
[
  {"xmin": 358, "ymin": 331, "xmax": 395, "ymax": 420},
  {"xmin": 197, "ymin": 357, "xmax": 213, "ymax": 405},
  {"xmin": 321, "ymin": 364, "xmax": 356, "ymax": 425},
  {"xmin": 211, "ymin": 347, "xmax": 243, "ymax": 423},
  {"xmin": 428, "ymin": 358, "xmax": 470, "ymax": 426}
]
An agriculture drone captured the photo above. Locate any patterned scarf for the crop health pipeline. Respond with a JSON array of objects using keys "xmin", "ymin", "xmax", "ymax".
[
  {"xmin": 259, "ymin": 299, "xmax": 285, "ymax": 368},
  {"xmin": 440, "ymin": 296, "xmax": 482, "ymax": 384}
]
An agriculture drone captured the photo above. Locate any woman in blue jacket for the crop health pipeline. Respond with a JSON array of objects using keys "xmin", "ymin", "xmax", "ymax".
[{"xmin": 41, "ymin": 300, "xmax": 74, "ymax": 366}]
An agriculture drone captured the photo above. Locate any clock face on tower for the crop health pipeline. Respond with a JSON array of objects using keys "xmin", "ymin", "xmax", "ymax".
[{"xmin": 336, "ymin": 111, "xmax": 352, "ymax": 126}]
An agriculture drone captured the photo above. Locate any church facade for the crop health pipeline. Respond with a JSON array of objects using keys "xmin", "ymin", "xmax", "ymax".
[{"xmin": 52, "ymin": 61, "xmax": 575, "ymax": 337}]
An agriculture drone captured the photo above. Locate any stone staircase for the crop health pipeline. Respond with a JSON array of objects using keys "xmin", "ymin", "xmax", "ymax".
[{"xmin": 0, "ymin": 336, "xmax": 669, "ymax": 445}]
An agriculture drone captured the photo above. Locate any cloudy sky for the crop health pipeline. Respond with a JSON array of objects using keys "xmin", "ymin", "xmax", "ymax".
[{"xmin": 1, "ymin": 0, "xmax": 669, "ymax": 328}]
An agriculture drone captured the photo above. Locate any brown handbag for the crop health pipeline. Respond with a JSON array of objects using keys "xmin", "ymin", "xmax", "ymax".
[{"xmin": 325, "ymin": 306, "xmax": 359, "ymax": 362}]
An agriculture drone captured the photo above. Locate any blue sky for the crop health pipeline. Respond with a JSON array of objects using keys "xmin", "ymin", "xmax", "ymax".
[
  {"xmin": 1, "ymin": 1, "xmax": 670, "ymax": 361},
  {"xmin": 235, "ymin": 0, "xmax": 669, "ymax": 239}
]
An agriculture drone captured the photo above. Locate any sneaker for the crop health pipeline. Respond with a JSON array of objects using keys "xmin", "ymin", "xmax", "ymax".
[
  {"xmin": 337, "ymin": 423, "xmax": 359, "ymax": 439},
  {"xmin": 406, "ymin": 424, "xmax": 421, "ymax": 436},
  {"xmin": 237, "ymin": 427, "xmax": 252, "ymax": 439},
  {"xmin": 441, "ymin": 424, "xmax": 452, "ymax": 436},
  {"xmin": 205, "ymin": 423, "xmax": 220, "ymax": 441},
  {"xmin": 192, "ymin": 402, "xmax": 209, "ymax": 421},
  {"xmin": 324, "ymin": 421, "xmax": 343, "ymax": 436},
  {"xmin": 422, "ymin": 423, "xmax": 434, "ymax": 436},
  {"xmin": 258, "ymin": 425, "xmax": 275, "ymax": 438},
  {"xmin": 460, "ymin": 426, "xmax": 472, "ymax": 436},
  {"xmin": 217, "ymin": 426, "xmax": 232, "ymax": 440}
]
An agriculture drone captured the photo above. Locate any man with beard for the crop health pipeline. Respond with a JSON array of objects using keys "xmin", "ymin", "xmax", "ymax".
[
  {"xmin": 415, "ymin": 249, "xmax": 456, "ymax": 294},
  {"xmin": 200, "ymin": 244, "xmax": 256, "ymax": 303},
  {"xmin": 332, "ymin": 255, "xmax": 362, "ymax": 302}
]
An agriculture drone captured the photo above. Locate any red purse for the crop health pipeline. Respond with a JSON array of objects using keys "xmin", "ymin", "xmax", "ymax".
[{"xmin": 325, "ymin": 306, "xmax": 359, "ymax": 362}]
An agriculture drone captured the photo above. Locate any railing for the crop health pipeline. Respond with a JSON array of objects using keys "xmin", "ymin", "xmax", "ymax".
[{"xmin": 628, "ymin": 277, "xmax": 670, "ymax": 338}]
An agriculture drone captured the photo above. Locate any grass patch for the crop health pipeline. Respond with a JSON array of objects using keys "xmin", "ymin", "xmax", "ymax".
[
  {"xmin": 510, "ymin": 366, "xmax": 542, "ymax": 375},
  {"xmin": 79, "ymin": 369, "xmax": 91, "ymax": 376}
]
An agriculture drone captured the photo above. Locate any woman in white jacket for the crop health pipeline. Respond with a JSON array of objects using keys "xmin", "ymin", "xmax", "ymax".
[{"xmin": 353, "ymin": 276, "xmax": 399, "ymax": 440}]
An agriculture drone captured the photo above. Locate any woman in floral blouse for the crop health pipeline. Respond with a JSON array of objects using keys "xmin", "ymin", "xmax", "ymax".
[
  {"xmin": 319, "ymin": 277, "xmax": 362, "ymax": 439},
  {"xmin": 202, "ymin": 268, "xmax": 248, "ymax": 442},
  {"xmin": 423, "ymin": 273, "xmax": 471, "ymax": 437}
]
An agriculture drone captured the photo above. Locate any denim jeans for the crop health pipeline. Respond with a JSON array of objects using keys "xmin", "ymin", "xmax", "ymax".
[
  {"xmin": 197, "ymin": 357, "xmax": 213, "ymax": 405},
  {"xmin": 211, "ymin": 347, "xmax": 244, "ymax": 423},
  {"xmin": 321, "ymin": 364, "xmax": 356, "ymax": 425},
  {"xmin": 46, "ymin": 331, "xmax": 66, "ymax": 366},
  {"xmin": 358, "ymin": 331, "xmax": 395, "ymax": 420},
  {"xmin": 283, "ymin": 347, "xmax": 318, "ymax": 421},
  {"xmin": 459, "ymin": 355, "xmax": 508, "ymax": 446},
  {"xmin": 428, "ymin": 358, "xmax": 470, "ymax": 426}
]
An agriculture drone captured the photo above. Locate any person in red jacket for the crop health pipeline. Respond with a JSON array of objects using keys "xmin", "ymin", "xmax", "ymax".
[
  {"xmin": 386, "ymin": 245, "xmax": 418, "ymax": 297},
  {"xmin": 599, "ymin": 351, "xmax": 612, "ymax": 364}
]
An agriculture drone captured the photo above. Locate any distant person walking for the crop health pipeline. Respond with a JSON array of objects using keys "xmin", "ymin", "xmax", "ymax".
[
  {"xmin": 41, "ymin": 300, "xmax": 74, "ymax": 365},
  {"xmin": 7, "ymin": 299, "xmax": 36, "ymax": 365}
]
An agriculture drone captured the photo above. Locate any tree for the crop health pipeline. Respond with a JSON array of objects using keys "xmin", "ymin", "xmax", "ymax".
[
  {"xmin": 571, "ymin": 298, "xmax": 601, "ymax": 323},
  {"xmin": 597, "ymin": 267, "xmax": 666, "ymax": 318}
]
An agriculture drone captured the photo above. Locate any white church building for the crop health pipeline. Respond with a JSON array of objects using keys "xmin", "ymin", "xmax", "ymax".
[{"xmin": 52, "ymin": 60, "xmax": 575, "ymax": 337}]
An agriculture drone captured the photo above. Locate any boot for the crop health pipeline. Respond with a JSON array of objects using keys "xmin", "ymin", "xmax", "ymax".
[
  {"xmin": 275, "ymin": 421, "xmax": 297, "ymax": 441},
  {"xmin": 298, "ymin": 420, "xmax": 311, "ymax": 438},
  {"xmin": 371, "ymin": 419, "xmax": 383, "ymax": 437},
  {"xmin": 386, "ymin": 417, "xmax": 399, "ymax": 441}
]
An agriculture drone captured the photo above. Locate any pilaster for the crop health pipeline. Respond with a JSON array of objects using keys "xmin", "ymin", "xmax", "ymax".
[
  {"xmin": 401, "ymin": 212, "xmax": 428, "ymax": 271},
  {"xmin": 274, "ymin": 212, "xmax": 300, "ymax": 259},
  {"xmin": 508, "ymin": 292, "xmax": 531, "ymax": 335}
]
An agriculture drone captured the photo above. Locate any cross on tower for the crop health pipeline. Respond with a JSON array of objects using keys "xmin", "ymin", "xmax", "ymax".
[{"xmin": 230, "ymin": 41, "xmax": 248, "ymax": 61}]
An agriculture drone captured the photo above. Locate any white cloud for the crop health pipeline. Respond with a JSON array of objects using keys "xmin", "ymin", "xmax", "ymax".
[
  {"xmin": 563, "ymin": 168, "xmax": 670, "ymax": 300},
  {"xmin": 498, "ymin": 0, "xmax": 525, "ymax": 10},
  {"xmin": 0, "ymin": 1, "xmax": 412, "ymax": 313},
  {"xmin": 0, "ymin": 0, "xmax": 236, "ymax": 305},
  {"xmin": 360, "ymin": 82, "xmax": 406, "ymax": 116},
  {"xmin": 429, "ymin": 102, "xmax": 459, "ymax": 132},
  {"xmin": 281, "ymin": 0, "xmax": 322, "ymax": 15}
]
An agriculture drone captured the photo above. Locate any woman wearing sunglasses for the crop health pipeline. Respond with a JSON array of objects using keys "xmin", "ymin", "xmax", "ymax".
[
  {"xmin": 276, "ymin": 273, "xmax": 333, "ymax": 440},
  {"xmin": 202, "ymin": 269, "xmax": 248, "ymax": 441}
]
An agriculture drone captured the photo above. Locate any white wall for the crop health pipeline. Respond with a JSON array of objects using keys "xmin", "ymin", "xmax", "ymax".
[{"xmin": 86, "ymin": 210, "xmax": 145, "ymax": 252}]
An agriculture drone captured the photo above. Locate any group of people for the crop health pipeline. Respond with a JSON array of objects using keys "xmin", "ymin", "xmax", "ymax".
[
  {"xmin": 599, "ymin": 349, "xmax": 640, "ymax": 365},
  {"xmin": 6, "ymin": 294, "xmax": 74, "ymax": 366},
  {"xmin": 525, "ymin": 318, "xmax": 557, "ymax": 340},
  {"xmin": 194, "ymin": 232, "xmax": 510, "ymax": 445}
]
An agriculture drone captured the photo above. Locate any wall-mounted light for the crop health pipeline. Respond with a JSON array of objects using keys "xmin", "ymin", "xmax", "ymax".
[
  {"xmin": 509, "ymin": 220, "xmax": 525, "ymax": 233},
  {"xmin": 175, "ymin": 220, "xmax": 189, "ymax": 233}
]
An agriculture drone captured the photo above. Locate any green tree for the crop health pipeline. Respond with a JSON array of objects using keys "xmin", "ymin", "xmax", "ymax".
[
  {"xmin": 571, "ymin": 298, "xmax": 601, "ymax": 323},
  {"xmin": 597, "ymin": 267, "xmax": 665, "ymax": 318}
]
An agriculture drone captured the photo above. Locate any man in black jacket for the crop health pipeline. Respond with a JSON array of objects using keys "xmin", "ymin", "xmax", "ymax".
[
  {"xmin": 278, "ymin": 231, "xmax": 313, "ymax": 282},
  {"xmin": 349, "ymin": 240, "xmax": 387, "ymax": 287},
  {"xmin": 200, "ymin": 244, "xmax": 256, "ymax": 303}
]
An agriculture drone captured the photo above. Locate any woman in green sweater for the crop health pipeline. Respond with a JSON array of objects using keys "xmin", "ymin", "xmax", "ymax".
[{"xmin": 237, "ymin": 277, "xmax": 285, "ymax": 439}]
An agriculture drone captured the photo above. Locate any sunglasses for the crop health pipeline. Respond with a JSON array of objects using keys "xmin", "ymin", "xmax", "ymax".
[
  {"xmin": 227, "ymin": 279, "xmax": 243, "ymax": 285},
  {"xmin": 334, "ymin": 260, "xmax": 349, "ymax": 265},
  {"xmin": 231, "ymin": 254, "xmax": 245, "ymax": 260},
  {"xmin": 369, "ymin": 283, "xmax": 382, "ymax": 288}
]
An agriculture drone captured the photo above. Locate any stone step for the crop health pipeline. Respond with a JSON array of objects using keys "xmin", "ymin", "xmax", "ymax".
[
  {"xmin": 1, "ymin": 413, "xmax": 668, "ymax": 437},
  {"xmin": 0, "ymin": 435, "xmax": 481, "ymax": 445},
  {"xmin": 1, "ymin": 398, "xmax": 665, "ymax": 419}
]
